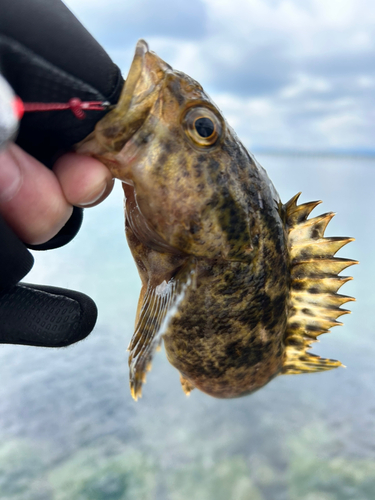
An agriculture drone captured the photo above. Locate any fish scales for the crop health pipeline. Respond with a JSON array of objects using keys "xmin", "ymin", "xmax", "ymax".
[{"xmin": 76, "ymin": 40, "xmax": 357, "ymax": 400}]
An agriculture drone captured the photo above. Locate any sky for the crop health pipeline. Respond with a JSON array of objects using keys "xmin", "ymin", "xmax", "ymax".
[{"xmin": 63, "ymin": 0, "xmax": 375, "ymax": 153}]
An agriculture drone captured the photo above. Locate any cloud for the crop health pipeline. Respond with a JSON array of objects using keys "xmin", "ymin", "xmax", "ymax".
[
  {"xmin": 64, "ymin": 0, "xmax": 375, "ymax": 151},
  {"xmin": 64, "ymin": 0, "xmax": 208, "ymax": 47}
]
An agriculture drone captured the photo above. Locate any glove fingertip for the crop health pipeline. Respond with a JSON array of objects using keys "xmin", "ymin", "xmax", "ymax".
[
  {"xmin": 28, "ymin": 284, "xmax": 98, "ymax": 346},
  {"xmin": 68, "ymin": 288, "xmax": 98, "ymax": 345},
  {"xmin": 0, "ymin": 284, "xmax": 98, "ymax": 347}
]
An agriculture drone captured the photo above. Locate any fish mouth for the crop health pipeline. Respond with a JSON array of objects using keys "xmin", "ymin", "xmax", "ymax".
[
  {"xmin": 100, "ymin": 42, "xmax": 183, "ymax": 255},
  {"xmin": 116, "ymin": 40, "xmax": 151, "ymax": 118},
  {"xmin": 77, "ymin": 41, "xmax": 182, "ymax": 256},
  {"xmin": 117, "ymin": 40, "xmax": 171, "ymax": 115},
  {"xmin": 95, "ymin": 39, "xmax": 170, "ymax": 152}
]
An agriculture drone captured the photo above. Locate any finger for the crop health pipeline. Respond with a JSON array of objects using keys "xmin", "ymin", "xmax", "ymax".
[
  {"xmin": 53, "ymin": 153, "xmax": 114, "ymax": 208},
  {"xmin": 0, "ymin": 143, "xmax": 72, "ymax": 245},
  {"xmin": 0, "ymin": 283, "xmax": 97, "ymax": 347}
]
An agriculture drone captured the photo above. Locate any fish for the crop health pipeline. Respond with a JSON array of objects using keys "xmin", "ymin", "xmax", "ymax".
[{"xmin": 77, "ymin": 40, "xmax": 357, "ymax": 400}]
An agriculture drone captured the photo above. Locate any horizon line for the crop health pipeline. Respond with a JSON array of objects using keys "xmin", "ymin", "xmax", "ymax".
[{"xmin": 251, "ymin": 148, "xmax": 375, "ymax": 159}]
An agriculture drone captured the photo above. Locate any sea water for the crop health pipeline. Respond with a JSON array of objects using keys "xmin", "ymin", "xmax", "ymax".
[{"xmin": 0, "ymin": 154, "xmax": 373, "ymax": 500}]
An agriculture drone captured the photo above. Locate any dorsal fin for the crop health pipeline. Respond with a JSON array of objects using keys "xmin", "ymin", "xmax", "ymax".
[
  {"xmin": 128, "ymin": 260, "xmax": 194, "ymax": 401},
  {"xmin": 282, "ymin": 193, "xmax": 357, "ymax": 375}
]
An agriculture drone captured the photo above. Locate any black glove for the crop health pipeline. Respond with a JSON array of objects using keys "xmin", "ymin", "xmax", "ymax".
[
  {"xmin": 0, "ymin": 214, "xmax": 98, "ymax": 347},
  {"xmin": 0, "ymin": 0, "xmax": 124, "ymax": 346}
]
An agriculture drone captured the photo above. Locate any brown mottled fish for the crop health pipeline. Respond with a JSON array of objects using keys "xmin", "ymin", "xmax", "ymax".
[{"xmin": 77, "ymin": 40, "xmax": 357, "ymax": 400}]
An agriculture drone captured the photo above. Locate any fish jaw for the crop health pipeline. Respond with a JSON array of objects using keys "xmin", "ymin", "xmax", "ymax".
[
  {"xmin": 76, "ymin": 39, "xmax": 170, "ymax": 161},
  {"xmin": 97, "ymin": 40, "xmax": 171, "ymax": 153}
]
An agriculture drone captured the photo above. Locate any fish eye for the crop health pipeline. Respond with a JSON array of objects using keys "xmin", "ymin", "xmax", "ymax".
[
  {"xmin": 194, "ymin": 117, "xmax": 215, "ymax": 138},
  {"xmin": 183, "ymin": 107, "xmax": 221, "ymax": 147}
]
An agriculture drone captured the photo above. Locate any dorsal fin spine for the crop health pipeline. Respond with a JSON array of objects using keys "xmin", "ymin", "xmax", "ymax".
[{"xmin": 282, "ymin": 194, "xmax": 357, "ymax": 375}]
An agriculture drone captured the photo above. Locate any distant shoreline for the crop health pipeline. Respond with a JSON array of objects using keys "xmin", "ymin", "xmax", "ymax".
[{"xmin": 252, "ymin": 149, "xmax": 375, "ymax": 160}]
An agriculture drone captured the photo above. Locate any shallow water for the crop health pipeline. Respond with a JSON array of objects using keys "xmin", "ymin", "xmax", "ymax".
[{"xmin": 0, "ymin": 154, "xmax": 374, "ymax": 500}]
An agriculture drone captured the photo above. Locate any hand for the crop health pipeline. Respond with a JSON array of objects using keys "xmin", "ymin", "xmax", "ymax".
[
  {"xmin": 0, "ymin": 143, "xmax": 113, "ymax": 245},
  {"xmin": 0, "ymin": 144, "xmax": 114, "ymax": 347},
  {"xmin": 0, "ymin": 0, "xmax": 124, "ymax": 348}
]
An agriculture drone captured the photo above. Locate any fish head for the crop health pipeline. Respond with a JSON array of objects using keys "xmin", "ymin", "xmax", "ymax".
[{"xmin": 89, "ymin": 40, "xmax": 279, "ymax": 261}]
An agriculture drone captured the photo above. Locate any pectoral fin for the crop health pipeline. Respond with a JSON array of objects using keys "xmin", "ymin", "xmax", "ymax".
[{"xmin": 129, "ymin": 261, "xmax": 194, "ymax": 400}]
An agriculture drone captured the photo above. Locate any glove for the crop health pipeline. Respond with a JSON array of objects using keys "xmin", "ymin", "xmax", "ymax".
[
  {"xmin": 0, "ymin": 0, "xmax": 124, "ymax": 346},
  {"xmin": 0, "ymin": 214, "xmax": 98, "ymax": 347}
]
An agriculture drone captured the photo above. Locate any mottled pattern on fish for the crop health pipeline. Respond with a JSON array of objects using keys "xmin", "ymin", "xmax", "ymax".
[{"xmin": 76, "ymin": 40, "xmax": 357, "ymax": 400}]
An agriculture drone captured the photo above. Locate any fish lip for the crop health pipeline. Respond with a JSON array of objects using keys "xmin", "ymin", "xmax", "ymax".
[
  {"xmin": 114, "ymin": 39, "xmax": 151, "ymax": 119},
  {"xmin": 93, "ymin": 39, "xmax": 171, "ymax": 153},
  {"xmin": 117, "ymin": 39, "xmax": 170, "ymax": 117},
  {"xmin": 135, "ymin": 39, "xmax": 149, "ymax": 58}
]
